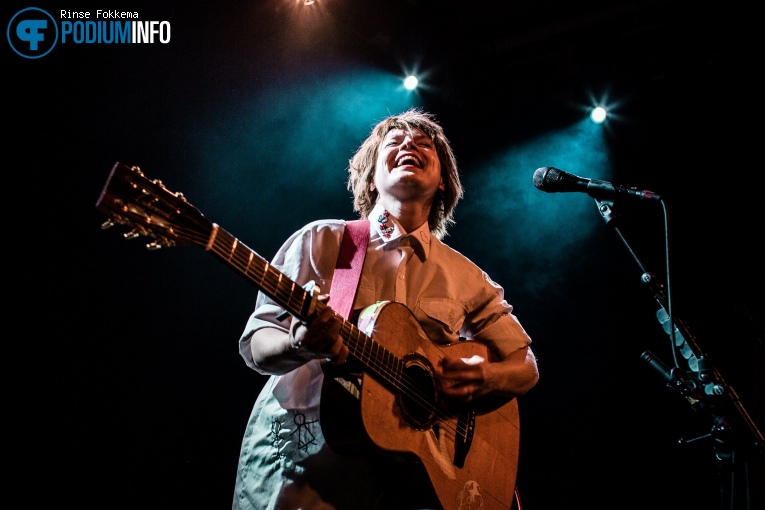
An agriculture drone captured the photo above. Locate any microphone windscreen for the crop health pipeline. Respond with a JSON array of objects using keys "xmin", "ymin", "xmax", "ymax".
[{"xmin": 533, "ymin": 167, "xmax": 556, "ymax": 191}]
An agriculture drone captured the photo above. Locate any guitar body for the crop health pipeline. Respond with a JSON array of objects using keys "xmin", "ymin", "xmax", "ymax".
[{"xmin": 321, "ymin": 301, "xmax": 520, "ymax": 510}]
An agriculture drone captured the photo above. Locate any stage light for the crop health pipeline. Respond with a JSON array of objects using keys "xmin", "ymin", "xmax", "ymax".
[
  {"xmin": 591, "ymin": 106, "xmax": 607, "ymax": 124},
  {"xmin": 404, "ymin": 75, "xmax": 418, "ymax": 90}
]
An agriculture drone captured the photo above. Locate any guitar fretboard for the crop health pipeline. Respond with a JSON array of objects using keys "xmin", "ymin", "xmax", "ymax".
[{"xmin": 204, "ymin": 224, "xmax": 406, "ymax": 393}]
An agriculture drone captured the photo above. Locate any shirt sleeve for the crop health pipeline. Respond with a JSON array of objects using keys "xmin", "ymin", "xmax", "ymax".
[
  {"xmin": 238, "ymin": 220, "xmax": 345, "ymax": 370},
  {"xmin": 464, "ymin": 271, "xmax": 533, "ymax": 360}
]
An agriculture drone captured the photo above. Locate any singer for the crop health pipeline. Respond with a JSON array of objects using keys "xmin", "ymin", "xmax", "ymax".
[{"xmin": 232, "ymin": 108, "xmax": 540, "ymax": 510}]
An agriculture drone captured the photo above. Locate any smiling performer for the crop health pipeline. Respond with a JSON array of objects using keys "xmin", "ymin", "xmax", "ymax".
[{"xmin": 232, "ymin": 108, "xmax": 539, "ymax": 510}]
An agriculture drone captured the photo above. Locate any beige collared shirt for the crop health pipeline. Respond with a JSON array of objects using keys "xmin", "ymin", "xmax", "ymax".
[
  {"xmin": 241, "ymin": 202, "xmax": 531, "ymax": 369},
  {"xmin": 234, "ymin": 205, "xmax": 532, "ymax": 510}
]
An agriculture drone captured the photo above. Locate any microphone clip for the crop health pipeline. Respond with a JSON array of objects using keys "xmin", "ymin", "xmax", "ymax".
[
  {"xmin": 594, "ymin": 198, "xmax": 619, "ymax": 227},
  {"xmin": 641, "ymin": 350, "xmax": 710, "ymax": 412}
]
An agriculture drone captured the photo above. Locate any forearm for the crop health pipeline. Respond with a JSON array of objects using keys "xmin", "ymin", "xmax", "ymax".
[
  {"xmin": 487, "ymin": 346, "xmax": 539, "ymax": 399},
  {"xmin": 437, "ymin": 344, "xmax": 539, "ymax": 412},
  {"xmin": 249, "ymin": 324, "xmax": 313, "ymax": 375}
]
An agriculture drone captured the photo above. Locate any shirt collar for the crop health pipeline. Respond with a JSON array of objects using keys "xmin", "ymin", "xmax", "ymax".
[{"xmin": 369, "ymin": 203, "xmax": 431, "ymax": 260}]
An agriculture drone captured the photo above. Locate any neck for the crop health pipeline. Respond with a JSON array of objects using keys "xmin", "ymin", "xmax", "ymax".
[{"xmin": 377, "ymin": 198, "xmax": 430, "ymax": 233}]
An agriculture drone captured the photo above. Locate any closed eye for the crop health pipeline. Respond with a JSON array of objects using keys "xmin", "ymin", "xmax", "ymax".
[{"xmin": 384, "ymin": 133, "xmax": 434, "ymax": 148}]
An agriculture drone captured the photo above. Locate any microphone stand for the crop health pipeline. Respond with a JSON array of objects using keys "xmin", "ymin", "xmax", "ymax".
[{"xmin": 593, "ymin": 197, "xmax": 764, "ymax": 510}]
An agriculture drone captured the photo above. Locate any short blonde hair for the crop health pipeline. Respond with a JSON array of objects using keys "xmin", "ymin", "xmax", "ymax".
[{"xmin": 347, "ymin": 108, "xmax": 463, "ymax": 240}]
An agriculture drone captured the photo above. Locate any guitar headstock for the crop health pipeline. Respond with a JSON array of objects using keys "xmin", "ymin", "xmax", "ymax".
[{"xmin": 96, "ymin": 162, "xmax": 213, "ymax": 250}]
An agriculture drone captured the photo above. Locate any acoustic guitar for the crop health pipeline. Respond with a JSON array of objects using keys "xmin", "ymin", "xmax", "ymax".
[{"xmin": 95, "ymin": 162, "xmax": 521, "ymax": 510}]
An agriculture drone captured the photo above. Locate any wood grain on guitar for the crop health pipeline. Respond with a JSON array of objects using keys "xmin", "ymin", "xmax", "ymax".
[{"xmin": 96, "ymin": 162, "xmax": 521, "ymax": 510}]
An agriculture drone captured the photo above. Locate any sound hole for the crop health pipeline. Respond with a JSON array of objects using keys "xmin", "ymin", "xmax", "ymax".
[{"xmin": 397, "ymin": 353, "xmax": 437, "ymax": 430}]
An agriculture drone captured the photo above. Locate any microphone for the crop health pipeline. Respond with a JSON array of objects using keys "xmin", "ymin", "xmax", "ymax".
[
  {"xmin": 640, "ymin": 350, "xmax": 708, "ymax": 413},
  {"xmin": 533, "ymin": 166, "xmax": 661, "ymax": 201}
]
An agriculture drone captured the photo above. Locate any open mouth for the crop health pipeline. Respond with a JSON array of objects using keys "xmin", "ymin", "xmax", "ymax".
[{"xmin": 395, "ymin": 155, "xmax": 422, "ymax": 168}]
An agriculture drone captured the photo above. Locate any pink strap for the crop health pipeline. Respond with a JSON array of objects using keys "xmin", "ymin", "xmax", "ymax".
[{"xmin": 330, "ymin": 220, "xmax": 370, "ymax": 320}]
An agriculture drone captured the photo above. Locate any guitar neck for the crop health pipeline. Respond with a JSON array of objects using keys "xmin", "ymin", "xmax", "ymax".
[
  {"xmin": 95, "ymin": 162, "xmax": 402, "ymax": 392},
  {"xmin": 204, "ymin": 224, "xmax": 318, "ymax": 322},
  {"xmin": 205, "ymin": 224, "xmax": 402, "ymax": 386}
]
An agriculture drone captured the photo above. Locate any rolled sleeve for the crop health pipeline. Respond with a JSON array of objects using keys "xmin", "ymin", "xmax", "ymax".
[
  {"xmin": 237, "ymin": 220, "xmax": 345, "ymax": 371},
  {"xmin": 471, "ymin": 312, "xmax": 532, "ymax": 360}
]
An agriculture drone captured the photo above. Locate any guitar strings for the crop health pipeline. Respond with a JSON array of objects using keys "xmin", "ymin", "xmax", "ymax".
[{"xmin": 165, "ymin": 222, "xmax": 514, "ymax": 443}]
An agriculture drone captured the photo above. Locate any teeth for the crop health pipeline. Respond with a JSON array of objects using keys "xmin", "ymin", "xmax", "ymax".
[{"xmin": 397, "ymin": 156, "xmax": 420, "ymax": 167}]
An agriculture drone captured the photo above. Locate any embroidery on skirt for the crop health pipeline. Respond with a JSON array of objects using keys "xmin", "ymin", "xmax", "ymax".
[{"xmin": 269, "ymin": 411, "xmax": 319, "ymax": 459}]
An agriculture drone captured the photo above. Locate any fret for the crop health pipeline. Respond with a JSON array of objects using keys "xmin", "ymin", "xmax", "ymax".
[{"xmin": 227, "ymin": 237, "xmax": 238, "ymax": 262}]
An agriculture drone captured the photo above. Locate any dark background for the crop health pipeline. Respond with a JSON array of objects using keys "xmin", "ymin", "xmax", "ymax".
[{"xmin": 7, "ymin": 1, "xmax": 763, "ymax": 508}]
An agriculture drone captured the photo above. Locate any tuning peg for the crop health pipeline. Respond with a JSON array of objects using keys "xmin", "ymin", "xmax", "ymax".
[
  {"xmin": 146, "ymin": 237, "xmax": 174, "ymax": 250},
  {"xmin": 124, "ymin": 226, "xmax": 148, "ymax": 240},
  {"xmin": 101, "ymin": 219, "xmax": 115, "ymax": 230}
]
